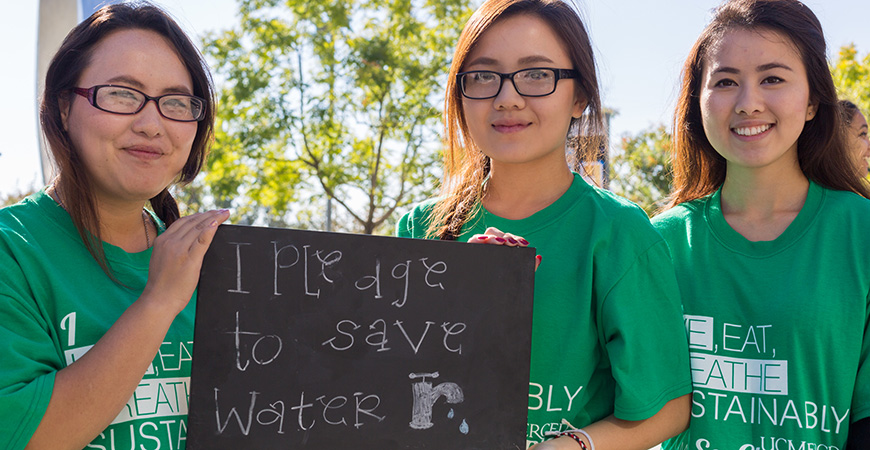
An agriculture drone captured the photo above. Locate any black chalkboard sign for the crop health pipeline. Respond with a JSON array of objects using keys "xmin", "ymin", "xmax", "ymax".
[{"xmin": 187, "ymin": 225, "xmax": 535, "ymax": 449}]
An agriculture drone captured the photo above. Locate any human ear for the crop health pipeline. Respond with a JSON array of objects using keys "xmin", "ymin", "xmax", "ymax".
[
  {"xmin": 805, "ymin": 102, "xmax": 818, "ymax": 121},
  {"xmin": 572, "ymin": 95, "xmax": 587, "ymax": 119},
  {"xmin": 59, "ymin": 95, "xmax": 71, "ymax": 132}
]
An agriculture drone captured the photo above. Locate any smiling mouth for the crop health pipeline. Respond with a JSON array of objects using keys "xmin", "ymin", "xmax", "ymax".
[
  {"xmin": 492, "ymin": 123, "xmax": 530, "ymax": 133},
  {"xmin": 125, "ymin": 147, "xmax": 165, "ymax": 160},
  {"xmin": 733, "ymin": 124, "xmax": 773, "ymax": 136}
]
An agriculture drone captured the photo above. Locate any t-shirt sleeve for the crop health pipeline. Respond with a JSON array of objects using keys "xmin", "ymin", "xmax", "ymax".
[
  {"xmin": 395, "ymin": 210, "xmax": 414, "ymax": 238},
  {"xmin": 598, "ymin": 239, "xmax": 692, "ymax": 421},
  {"xmin": 0, "ymin": 231, "xmax": 58, "ymax": 450},
  {"xmin": 853, "ymin": 293, "xmax": 870, "ymax": 422},
  {"xmin": 395, "ymin": 203, "xmax": 435, "ymax": 239}
]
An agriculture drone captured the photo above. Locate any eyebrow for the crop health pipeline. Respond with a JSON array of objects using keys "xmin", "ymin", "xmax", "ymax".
[
  {"xmin": 710, "ymin": 62, "xmax": 794, "ymax": 75},
  {"xmin": 464, "ymin": 54, "xmax": 556, "ymax": 68},
  {"xmin": 105, "ymin": 75, "xmax": 193, "ymax": 95}
]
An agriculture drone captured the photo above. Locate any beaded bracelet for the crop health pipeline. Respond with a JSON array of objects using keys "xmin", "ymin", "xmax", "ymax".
[{"xmin": 559, "ymin": 431, "xmax": 588, "ymax": 449}]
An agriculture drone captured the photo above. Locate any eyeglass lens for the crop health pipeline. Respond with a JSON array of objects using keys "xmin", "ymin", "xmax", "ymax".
[
  {"xmin": 461, "ymin": 68, "xmax": 558, "ymax": 99},
  {"xmin": 95, "ymin": 86, "xmax": 204, "ymax": 121}
]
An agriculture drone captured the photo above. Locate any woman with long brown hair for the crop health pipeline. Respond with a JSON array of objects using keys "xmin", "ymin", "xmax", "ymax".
[
  {"xmin": 653, "ymin": 0, "xmax": 870, "ymax": 448},
  {"xmin": 840, "ymin": 99, "xmax": 870, "ymax": 176},
  {"xmin": 397, "ymin": 0, "xmax": 691, "ymax": 448},
  {"xmin": 0, "ymin": 3, "xmax": 228, "ymax": 448}
]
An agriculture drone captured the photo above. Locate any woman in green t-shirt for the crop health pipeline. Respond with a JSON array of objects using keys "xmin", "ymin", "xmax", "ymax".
[
  {"xmin": 0, "ymin": 3, "xmax": 229, "ymax": 449},
  {"xmin": 652, "ymin": 1, "xmax": 870, "ymax": 449},
  {"xmin": 397, "ymin": 0, "xmax": 693, "ymax": 448}
]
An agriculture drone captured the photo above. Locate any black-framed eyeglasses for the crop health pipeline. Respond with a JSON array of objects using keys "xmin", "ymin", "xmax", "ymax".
[
  {"xmin": 456, "ymin": 67, "xmax": 580, "ymax": 100},
  {"xmin": 72, "ymin": 85, "xmax": 206, "ymax": 122}
]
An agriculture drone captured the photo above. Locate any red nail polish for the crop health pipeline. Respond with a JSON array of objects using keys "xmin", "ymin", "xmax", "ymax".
[
  {"xmin": 507, "ymin": 238, "xmax": 518, "ymax": 244},
  {"xmin": 494, "ymin": 237, "xmax": 506, "ymax": 243},
  {"xmin": 477, "ymin": 235, "xmax": 489, "ymax": 240},
  {"xmin": 519, "ymin": 239, "xmax": 529, "ymax": 246}
]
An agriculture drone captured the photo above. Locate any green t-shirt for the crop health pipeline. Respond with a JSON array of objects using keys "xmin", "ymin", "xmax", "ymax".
[
  {"xmin": 0, "ymin": 190, "xmax": 195, "ymax": 450},
  {"xmin": 653, "ymin": 181, "xmax": 870, "ymax": 450},
  {"xmin": 397, "ymin": 173, "xmax": 692, "ymax": 448}
]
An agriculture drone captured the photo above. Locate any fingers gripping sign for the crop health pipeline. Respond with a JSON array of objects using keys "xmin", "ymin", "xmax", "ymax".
[
  {"xmin": 467, "ymin": 227, "xmax": 542, "ymax": 271},
  {"xmin": 144, "ymin": 209, "xmax": 231, "ymax": 315},
  {"xmin": 467, "ymin": 227, "xmax": 524, "ymax": 246}
]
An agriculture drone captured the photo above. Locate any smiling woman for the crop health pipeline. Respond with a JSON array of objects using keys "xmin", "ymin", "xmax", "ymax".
[
  {"xmin": 840, "ymin": 99, "xmax": 870, "ymax": 176},
  {"xmin": 0, "ymin": 3, "xmax": 229, "ymax": 449},
  {"xmin": 653, "ymin": 1, "xmax": 870, "ymax": 449},
  {"xmin": 396, "ymin": 1, "xmax": 693, "ymax": 449},
  {"xmin": 699, "ymin": 28, "xmax": 816, "ymax": 180},
  {"xmin": 59, "ymin": 28, "xmax": 202, "ymax": 239}
]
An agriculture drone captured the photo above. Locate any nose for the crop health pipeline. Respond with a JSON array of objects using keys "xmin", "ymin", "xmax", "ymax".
[
  {"xmin": 492, "ymin": 77, "xmax": 526, "ymax": 111},
  {"xmin": 734, "ymin": 84, "xmax": 764, "ymax": 116},
  {"xmin": 132, "ymin": 98, "xmax": 165, "ymax": 137}
]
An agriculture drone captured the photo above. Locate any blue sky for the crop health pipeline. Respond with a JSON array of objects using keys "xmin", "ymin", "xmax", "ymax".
[{"xmin": 2, "ymin": 0, "xmax": 869, "ymax": 197}]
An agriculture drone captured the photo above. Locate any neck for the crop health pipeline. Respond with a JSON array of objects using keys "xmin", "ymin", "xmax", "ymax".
[
  {"xmin": 51, "ymin": 182, "xmax": 154, "ymax": 252},
  {"xmin": 96, "ymin": 197, "xmax": 154, "ymax": 253},
  {"xmin": 720, "ymin": 163, "xmax": 809, "ymax": 241},
  {"xmin": 482, "ymin": 160, "xmax": 573, "ymax": 220}
]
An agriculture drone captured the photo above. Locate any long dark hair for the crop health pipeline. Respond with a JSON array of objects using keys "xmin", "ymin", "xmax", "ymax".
[
  {"xmin": 427, "ymin": 0, "xmax": 604, "ymax": 239},
  {"xmin": 40, "ymin": 1, "xmax": 215, "ymax": 277},
  {"xmin": 839, "ymin": 99, "xmax": 861, "ymax": 126},
  {"xmin": 666, "ymin": 0, "xmax": 870, "ymax": 208}
]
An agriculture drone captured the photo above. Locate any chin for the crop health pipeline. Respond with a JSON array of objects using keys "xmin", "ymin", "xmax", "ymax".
[{"xmin": 126, "ymin": 185, "xmax": 170, "ymax": 202}]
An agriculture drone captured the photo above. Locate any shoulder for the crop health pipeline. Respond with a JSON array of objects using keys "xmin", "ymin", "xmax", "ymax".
[
  {"xmin": 567, "ymin": 184, "xmax": 678, "ymax": 282},
  {"xmin": 0, "ymin": 190, "xmax": 83, "ymax": 268},
  {"xmin": 581, "ymin": 182, "xmax": 652, "ymax": 224},
  {"xmin": 651, "ymin": 198, "xmax": 707, "ymax": 237},
  {"xmin": 582, "ymin": 183, "xmax": 664, "ymax": 242},
  {"xmin": 396, "ymin": 198, "xmax": 441, "ymax": 239},
  {"xmin": 588, "ymin": 183, "xmax": 649, "ymax": 216},
  {"xmin": 0, "ymin": 191, "xmax": 47, "ymax": 236},
  {"xmin": 0, "ymin": 194, "xmax": 48, "ymax": 305},
  {"xmin": 819, "ymin": 186, "xmax": 870, "ymax": 217},
  {"xmin": 811, "ymin": 187, "xmax": 870, "ymax": 241}
]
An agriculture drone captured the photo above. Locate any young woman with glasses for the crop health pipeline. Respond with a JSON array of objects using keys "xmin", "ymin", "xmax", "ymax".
[
  {"xmin": 0, "ymin": 3, "xmax": 229, "ymax": 448},
  {"xmin": 396, "ymin": 0, "xmax": 691, "ymax": 448},
  {"xmin": 652, "ymin": 1, "xmax": 870, "ymax": 449}
]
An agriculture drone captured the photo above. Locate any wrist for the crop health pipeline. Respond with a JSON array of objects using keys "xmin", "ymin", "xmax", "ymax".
[
  {"xmin": 547, "ymin": 428, "xmax": 594, "ymax": 450},
  {"xmin": 559, "ymin": 432, "xmax": 589, "ymax": 450},
  {"xmin": 138, "ymin": 285, "xmax": 188, "ymax": 318}
]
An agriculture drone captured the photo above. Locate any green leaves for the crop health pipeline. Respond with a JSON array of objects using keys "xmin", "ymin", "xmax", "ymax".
[
  {"xmin": 181, "ymin": 0, "xmax": 471, "ymax": 233},
  {"xmin": 832, "ymin": 44, "xmax": 870, "ymax": 114},
  {"xmin": 609, "ymin": 125, "xmax": 673, "ymax": 216}
]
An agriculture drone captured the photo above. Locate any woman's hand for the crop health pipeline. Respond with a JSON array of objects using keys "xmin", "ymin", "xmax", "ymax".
[
  {"xmin": 28, "ymin": 209, "xmax": 232, "ymax": 449},
  {"xmin": 467, "ymin": 227, "xmax": 542, "ymax": 270},
  {"xmin": 142, "ymin": 209, "xmax": 230, "ymax": 315},
  {"xmin": 467, "ymin": 226, "xmax": 528, "ymax": 247}
]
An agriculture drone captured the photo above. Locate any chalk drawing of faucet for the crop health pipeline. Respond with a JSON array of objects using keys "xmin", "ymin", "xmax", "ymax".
[{"xmin": 408, "ymin": 372, "xmax": 464, "ymax": 429}]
